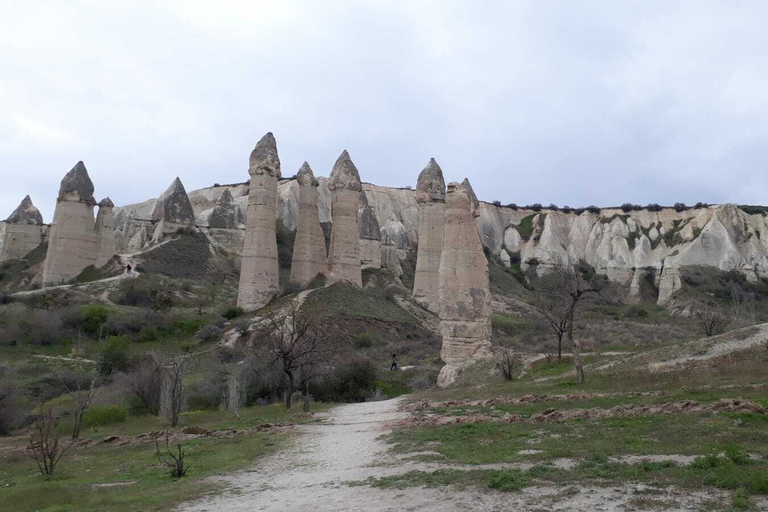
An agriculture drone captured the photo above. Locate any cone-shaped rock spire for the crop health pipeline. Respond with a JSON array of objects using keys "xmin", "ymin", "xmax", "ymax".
[
  {"xmin": 238, "ymin": 133, "xmax": 282, "ymax": 309},
  {"xmin": 289, "ymin": 162, "xmax": 328, "ymax": 285},
  {"xmin": 327, "ymin": 150, "xmax": 363, "ymax": 285},
  {"xmin": 413, "ymin": 158, "xmax": 447, "ymax": 311},
  {"xmin": 209, "ymin": 189, "xmax": 244, "ymax": 229},
  {"xmin": 98, "ymin": 197, "xmax": 114, "ymax": 208},
  {"xmin": 416, "ymin": 158, "xmax": 446, "ymax": 203},
  {"xmin": 152, "ymin": 177, "xmax": 195, "ymax": 224},
  {"xmin": 58, "ymin": 161, "xmax": 95, "ymax": 204},
  {"xmin": 249, "ymin": 132, "xmax": 281, "ymax": 178},
  {"xmin": 436, "ymin": 179, "xmax": 493, "ymax": 387},
  {"xmin": 95, "ymin": 197, "xmax": 117, "ymax": 266},
  {"xmin": 5, "ymin": 195, "xmax": 44, "ymax": 225}
]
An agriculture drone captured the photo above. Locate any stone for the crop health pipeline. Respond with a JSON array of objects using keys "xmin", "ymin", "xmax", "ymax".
[
  {"xmin": 359, "ymin": 190, "xmax": 382, "ymax": 269},
  {"xmin": 412, "ymin": 158, "xmax": 446, "ymax": 311},
  {"xmin": 289, "ymin": 162, "xmax": 328, "ymax": 286},
  {"xmin": 95, "ymin": 197, "xmax": 117, "ymax": 267},
  {"xmin": 42, "ymin": 161, "xmax": 100, "ymax": 285},
  {"xmin": 238, "ymin": 132, "xmax": 282, "ymax": 310},
  {"xmin": 0, "ymin": 196, "xmax": 47, "ymax": 263},
  {"xmin": 208, "ymin": 189, "xmax": 244, "ymax": 229},
  {"xmin": 152, "ymin": 177, "xmax": 195, "ymax": 225},
  {"xmin": 437, "ymin": 179, "xmax": 493, "ymax": 387},
  {"xmin": 327, "ymin": 150, "xmax": 363, "ymax": 286}
]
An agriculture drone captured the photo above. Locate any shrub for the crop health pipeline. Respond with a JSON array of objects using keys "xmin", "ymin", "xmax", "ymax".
[
  {"xmin": 115, "ymin": 277, "xmax": 154, "ymax": 307},
  {"xmin": 492, "ymin": 200, "xmax": 501, "ymax": 206},
  {"xmin": 186, "ymin": 379, "xmax": 221, "ymax": 411},
  {"xmin": 573, "ymin": 207, "xmax": 585, "ymax": 215},
  {"xmin": 624, "ymin": 306, "xmax": 648, "ymax": 318},
  {"xmin": 646, "ymin": 203, "xmax": 663, "ymax": 212},
  {"xmin": 673, "ymin": 202, "xmax": 688, "ymax": 212},
  {"xmin": 312, "ymin": 359, "xmax": 377, "ymax": 403},
  {"xmin": 222, "ymin": 306, "xmax": 245, "ymax": 320},
  {"xmin": 195, "ymin": 324, "xmax": 223, "ymax": 343},
  {"xmin": 81, "ymin": 405, "xmax": 127, "ymax": 428},
  {"xmin": 137, "ymin": 327, "xmax": 160, "ymax": 342},
  {"xmin": 620, "ymin": 203, "xmax": 634, "ymax": 212},
  {"xmin": 354, "ymin": 332, "xmax": 376, "ymax": 349},
  {"xmin": 547, "ymin": 203, "xmax": 558, "ymax": 211},
  {"xmin": 0, "ymin": 292, "xmax": 13, "ymax": 305},
  {"xmin": 526, "ymin": 203, "xmax": 543, "ymax": 212},
  {"xmin": 486, "ymin": 470, "xmax": 531, "ymax": 491},
  {"xmin": 173, "ymin": 318, "xmax": 207, "ymax": 335},
  {"xmin": 585, "ymin": 205, "xmax": 601, "ymax": 214},
  {"xmin": 561, "ymin": 205, "xmax": 572, "ymax": 213},
  {"xmin": 99, "ymin": 336, "xmax": 131, "ymax": 375},
  {"xmin": 80, "ymin": 306, "xmax": 111, "ymax": 337},
  {"xmin": 505, "ymin": 203, "xmax": 518, "ymax": 210}
]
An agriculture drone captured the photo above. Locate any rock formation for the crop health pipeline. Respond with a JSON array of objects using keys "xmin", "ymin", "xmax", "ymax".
[
  {"xmin": 359, "ymin": 191, "xmax": 382, "ymax": 269},
  {"xmin": 238, "ymin": 132, "xmax": 282, "ymax": 310},
  {"xmin": 95, "ymin": 197, "xmax": 117, "ymax": 267},
  {"xmin": 151, "ymin": 177, "xmax": 196, "ymax": 241},
  {"xmin": 42, "ymin": 161, "xmax": 99, "ymax": 286},
  {"xmin": 437, "ymin": 179, "xmax": 493, "ymax": 387},
  {"xmin": 412, "ymin": 158, "xmax": 446, "ymax": 311},
  {"xmin": 327, "ymin": 150, "xmax": 363, "ymax": 286},
  {"xmin": 289, "ymin": 162, "xmax": 328, "ymax": 286},
  {"xmin": 0, "ymin": 195, "xmax": 47, "ymax": 263},
  {"xmin": 208, "ymin": 188, "xmax": 244, "ymax": 229}
]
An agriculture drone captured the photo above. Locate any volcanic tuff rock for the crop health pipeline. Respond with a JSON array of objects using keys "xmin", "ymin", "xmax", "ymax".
[
  {"xmin": 238, "ymin": 133, "xmax": 282, "ymax": 310},
  {"xmin": 413, "ymin": 158, "xmax": 446, "ymax": 311},
  {"xmin": 0, "ymin": 196, "xmax": 47, "ymax": 263},
  {"xmin": 289, "ymin": 162, "xmax": 328, "ymax": 286},
  {"xmin": 152, "ymin": 177, "xmax": 196, "ymax": 225},
  {"xmin": 43, "ymin": 162, "xmax": 100, "ymax": 285},
  {"xmin": 208, "ymin": 189, "xmax": 244, "ymax": 229},
  {"xmin": 327, "ymin": 150, "xmax": 363, "ymax": 286},
  {"xmin": 359, "ymin": 190, "xmax": 382, "ymax": 270},
  {"xmin": 95, "ymin": 197, "xmax": 117, "ymax": 267},
  {"xmin": 437, "ymin": 179, "xmax": 493, "ymax": 387}
]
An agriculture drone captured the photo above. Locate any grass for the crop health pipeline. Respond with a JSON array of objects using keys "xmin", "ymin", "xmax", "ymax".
[
  {"xmin": 0, "ymin": 403, "xmax": 331, "ymax": 512},
  {"xmin": 302, "ymin": 282, "xmax": 414, "ymax": 324},
  {"xmin": 514, "ymin": 215, "xmax": 535, "ymax": 240}
]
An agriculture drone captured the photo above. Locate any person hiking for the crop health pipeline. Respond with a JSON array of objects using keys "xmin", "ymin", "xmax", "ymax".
[
  {"xmin": 126, "ymin": 263, "xmax": 132, "ymax": 274},
  {"xmin": 390, "ymin": 353, "xmax": 399, "ymax": 371}
]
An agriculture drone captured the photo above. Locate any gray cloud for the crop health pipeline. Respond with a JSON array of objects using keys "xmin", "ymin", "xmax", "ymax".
[{"xmin": 2, "ymin": 0, "xmax": 768, "ymax": 222}]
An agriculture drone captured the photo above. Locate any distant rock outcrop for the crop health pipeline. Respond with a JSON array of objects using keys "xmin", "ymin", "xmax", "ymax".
[
  {"xmin": 359, "ymin": 190, "xmax": 382, "ymax": 270},
  {"xmin": 413, "ymin": 158, "xmax": 446, "ymax": 312},
  {"xmin": 208, "ymin": 189, "xmax": 244, "ymax": 229},
  {"xmin": 42, "ymin": 162, "xmax": 99, "ymax": 285},
  {"xmin": 289, "ymin": 162, "xmax": 328, "ymax": 286},
  {"xmin": 96, "ymin": 197, "xmax": 117, "ymax": 267},
  {"xmin": 238, "ymin": 133, "xmax": 282, "ymax": 310},
  {"xmin": 437, "ymin": 179, "xmax": 493, "ymax": 387},
  {"xmin": 327, "ymin": 150, "xmax": 363, "ymax": 286},
  {"xmin": 0, "ymin": 196, "xmax": 47, "ymax": 263},
  {"xmin": 150, "ymin": 177, "xmax": 195, "ymax": 241}
]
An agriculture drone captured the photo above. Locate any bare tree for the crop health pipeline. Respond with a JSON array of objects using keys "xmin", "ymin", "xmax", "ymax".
[
  {"xmin": 253, "ymin": 302, "xmax": 340, "ymax": 409},
  {"xmin": 155, "ymin": 431, "xmax": 190, "ymax": 478},
  {"xmin": 535, "ymin": 295, "xmax": 569, "ymax": 361},
  {"xmin": 59, "ymin": 349, "xmax": 99, "ymax": 440},
  {"xmin": 26, "ymin": 410, "xmax": 73, "ymax": 476},
  {"xmin": 160, "ymin": 356, "xmax": 198, "ymax": 427},
  {"xmin": 122, "ymin": 356, "xmax": 162, "ymax": 415},
  {"xmin": 694, "ymin": 305, "xmax": 731, "ymax": 337},
  {"xmin": 495, "ymin": 347, "xmax": 517, "ymax": 381},
  {"xmin": 536, "ymin": 264, "xmax": 605, "ymax": 383}
]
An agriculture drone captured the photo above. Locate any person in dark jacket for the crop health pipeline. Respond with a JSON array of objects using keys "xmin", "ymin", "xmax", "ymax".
[{"xmin": 390, "ymin": 353, "xmax": 399, "ymax": 371}]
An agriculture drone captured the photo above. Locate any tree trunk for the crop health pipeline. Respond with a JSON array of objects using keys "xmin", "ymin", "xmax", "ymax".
[
  {"xmin": 285, "ymin": 371, "xmax": 294, "ymax": 409},
  {"xmin": 557, "ymin": 333, "xmax": 563, "ymax": 361},
  {"xmin": 302, "ymin": 381, "xmax": 310, "ymax": 413},
  {"xmin": 567, "ymin": 302, "xmax": 585, "ymax": 383}
]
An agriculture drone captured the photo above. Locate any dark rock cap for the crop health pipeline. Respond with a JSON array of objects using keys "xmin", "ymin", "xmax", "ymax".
[
  {"xmin": 249, "ymin": 132, "xmax": 281, "ymax": 178},
  {"xmin": 58, "ymin": 161, "xmax": 95, "ymax": 203},
  {"xmin": 5, "ymin": 195, "xmax": 44, "ymax": 225},
  {"xmin": 152, "ymin": 177, "xmax": 196, "ymax": 224},
  {"xmin": 416, "ymin": 158, "xmax": 446, "ymax": 203},
  {"xmin": 328, "ymin": 150, "xmax": 362, "ymax": 192},
  {"xmin": 358, "ymin": 191, "xmax": 381, "ymax": 240},
  {"xmin": 296, "ymin": 162, "xmax": 319, "ymax": 187},
  {"xmin": 208, "ymin": 188, "xmax": 244, "ymax": 229},
  {"xmin": 98, "ymin": 197, "xmax": 114, "ymax": 208}
]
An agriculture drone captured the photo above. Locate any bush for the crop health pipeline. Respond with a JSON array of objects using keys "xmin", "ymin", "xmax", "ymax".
[
  {"xmin": 492, "ymin": 200, "xmax": 501, "ymax": 206},
  {"xmin": 173, "ymin": 318, "xmax": 207, "ymax": 335},
  {"xmin": 526, "ymin": 203, "xmax": 543, "ymax": 212},
  {"xmin": 222, "ymin": 306, "xmax": 245, "ymax": 320},
  {"xmin": 137, "ymin": 327, "xmax": 160, "ymax": 342},
  {"xmin": 0, "ymin": 292, "xmax": 13, "ymax": 305},
  {"xmin": 547, "ymin": 203, "xmax": 558, "ymax": 211},
  {"xmin": 620, "ymin": 203, "xmax": 635, "ymax": 213},
  {"xmin": 80, "ymin": 306, "xmax": 111, "ymax": 337},
  {"xmin": 81, "ymin": 405, "xmax": 128, "ymax": 428},
  {"xmin": 624, "ymin": 306, "xmax": 648, "ymax": 318},
  {"xmin": 354, "ymin": 332, "xmax": 376, "ymax": 349},
  {"xmin": 99, "ymin": 336, "xmax": 131, "ymax": 375},
  {"xmin": 312, "ymin": 359, "xmax": 377, "ymax": 403},
  {"xmin": 561, "ymin": 205, "xmax": 572, "ymax": 213},
  {"xmin": 195, "ymin": 324, "xmax": 223, "ymax": 343},
  {"xmin": 673, "ymin": 202, "xmax": 688, "ymax": 212},
  {"xmin": 646, "ymin": 203, "xmax": 663, "ymax": 212},
  {"xmin": 585, "ymin": 205, "xmax": 601, "ymax": 214},
  {"xmin": 186, "ymin": 379, "xmax": 222, "ymax": 411},
  {"xmin": 115, "ymin": 277, "xmax": 153, "ymax": 307},
  {"xmin": 505, "ymin": 203, "xmax": 518, "ymax": 210}
]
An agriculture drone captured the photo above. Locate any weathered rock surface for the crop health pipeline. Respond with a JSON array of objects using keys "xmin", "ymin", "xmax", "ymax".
[
  {"xmin": 42, "ymin": 162, "xmax": 100, "ymax": 285},
  {"xmin": 359, "ymin": 190, "xmax": 382, "ymax": 270},
  {"xmin": 413, "ymin": 158, "xmax": 446, "ymax": 311},
  {"xmin": 437, "ymin": 179, "xmax": 493, "ymax": 387},
  {"xmin": 152, "ymin": 177, "xmax": 196, "ymax": 226},
  {"xmin": 95, "ymin": 197, "xmax": 117, "ymax": 267},
  {"xmin": 0, "ymin": 196, "xmax": 47, "ymax": 263},
  {"xmin": 327, "ymin": 150, "xmax": 362, "ymax": 286},
  {"xmin": 289, "ymin": 162, "xmax": 327, "ymax": 286},
  {"xmin": 208, "ymin": 189, "xmax": 244, "ymax": 229},
  {"xmin": 238, "ymin": 133, "xmax": 282, "ymax": 310}
]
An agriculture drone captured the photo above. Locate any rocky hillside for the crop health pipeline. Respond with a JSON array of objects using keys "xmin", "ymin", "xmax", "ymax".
[{"xmin": 113, "ymin": 179, "xmax": 768, "ymax": 305}]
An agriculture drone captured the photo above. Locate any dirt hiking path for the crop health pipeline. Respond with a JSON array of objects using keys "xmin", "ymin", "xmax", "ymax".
[{"xmin": 180, "ymin": 398, "xmax": 731, "ymax": 512}]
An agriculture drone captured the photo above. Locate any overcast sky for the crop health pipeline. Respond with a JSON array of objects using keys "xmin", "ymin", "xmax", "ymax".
[{"xmin": 3, "ymin": 0, "xmax": 768, "ymax": 222}]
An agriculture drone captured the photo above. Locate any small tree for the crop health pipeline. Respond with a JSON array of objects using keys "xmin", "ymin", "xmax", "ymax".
[
  {"xmin": 694, "ymin": 305, "xmax": 731, "ymax": 337},
  {"xmin": 123, "ymin": 356, "xmax": 162, "ymax": 415},
  {"xmin": 535, "ymin": 295, "xmax": 569, "ymax": 361},
  {"xmin": 155, "ymin": 431, "xmax": 189, "ymax": 478},
  {"xmin": 495, "ymin": 347, "xmax": 517, "ymax": 381},
  {"xmin": 254, "ymin": 302, "xmax": 340, "ymax": 409},
  {"xmin": 27, "ymin": 410, "xmax": 73, "ymax": 476},
  {"xmin": 160, "ymin": 356, "xmax": 197, "ymax": 427}
]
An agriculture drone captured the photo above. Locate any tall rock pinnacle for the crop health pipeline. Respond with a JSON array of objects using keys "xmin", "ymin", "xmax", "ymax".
[
  {"xmin": 437, "ymin": 179, "xmax": 493, "ymax": 387},
  {"xmin": 413, "ymin": 158, "xmax": 447, "ymax": 311},
  {"xmin": 327, "ymin": 150, "xmax": 363, "ymax": 286},
  {"xmin": 95, "ymin": 197, "xmax": 117, "ymax": 267},
  {"xmin": 0, "ymin": 195, "xmax": 46, "ymax": 263},
  {"xmin": 238, "ymin": 133, "xmax": 282, "ymax": 310},
  {"xmin": 289, "ymin": 162, "xmax": 328, "ymax": 285},
  {"xmin": 58, "ymin": 161, "xmax": 96, "ymax": 204}
]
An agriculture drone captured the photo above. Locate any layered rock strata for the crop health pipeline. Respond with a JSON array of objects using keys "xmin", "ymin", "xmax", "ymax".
[
  {"xmin": 437, "ymin": 179, "xmax": 493, "ymax": 387},
  {"xmin": 237, "ymin": 133, "xmax": 282, "ymax": 310},
  {"xmin": 95, "ymin": 197, "xmax": 117, "ymax": 267},
  {"xmin": 412, "ymin": 158, "xmax": 446, "ymax": 311},
  {"xmin": 359, "ymin": 190, "xmax": 382, "ymax": 269},
  {"xmin": 289, "ymin": 162, "xmax": 328, "ymax": 286},
  {"xmin": 327, "ymin": 150, "xmax": 363, "ymax": 286},
  {"xmin": 0, "ymin": 195, "xmax": 47, "ymax": 263},
  {"xmin": 42, "ymin": 162, "xmax": 99, "ymax": 286}
]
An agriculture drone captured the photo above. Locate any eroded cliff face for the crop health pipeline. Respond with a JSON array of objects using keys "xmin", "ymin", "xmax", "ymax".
[{"xmin": 114, "ymin": 180, "xmax": 768, "ymax": 304}]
